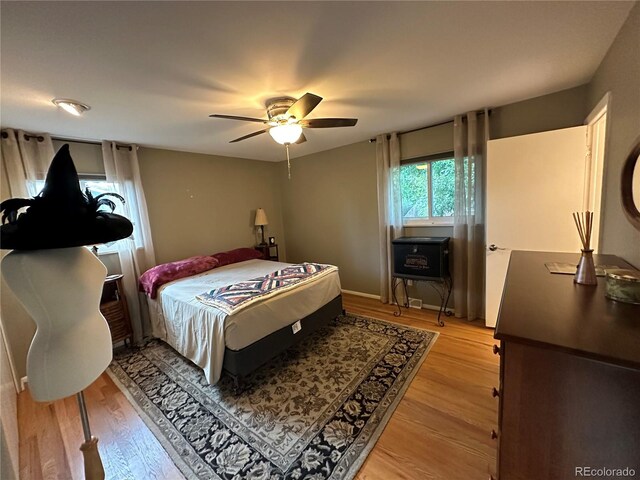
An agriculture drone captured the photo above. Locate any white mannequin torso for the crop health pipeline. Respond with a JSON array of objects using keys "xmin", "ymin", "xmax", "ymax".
[{"xmin": 2, "ymin": 247, "xmax": 113, "ymax": 402}]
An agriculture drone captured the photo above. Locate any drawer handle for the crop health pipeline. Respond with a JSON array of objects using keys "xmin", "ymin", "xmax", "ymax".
[
  {"xmin": 492, "ymin": 344, "xmax": 501, "ymax": 355},
  {"xmin": 491, "ymin": 429, "xmax": 498, "ymax": 440},
  {"xmin": 492, "ymin": 387, "xmax": 500, "ymax": 398}
]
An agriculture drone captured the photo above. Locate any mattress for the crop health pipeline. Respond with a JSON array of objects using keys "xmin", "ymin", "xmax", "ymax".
[{"xmin": 147, "ymin": 259, "xmax": 341, "ymax": 384}]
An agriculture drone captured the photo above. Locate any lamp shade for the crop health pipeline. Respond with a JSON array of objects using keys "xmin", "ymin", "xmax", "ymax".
[
  {"xmin": 255, "ymin": 208, "xmax": 268, "ymax": 226},
  {"xmin": 269, "ymin": 124, "xmax": 302, "ymax": 145}
]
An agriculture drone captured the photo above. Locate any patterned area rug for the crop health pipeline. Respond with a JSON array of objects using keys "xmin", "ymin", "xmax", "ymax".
[{"xmin": 107, "ymin": 313, "xmax": 438, "ymax": 480}]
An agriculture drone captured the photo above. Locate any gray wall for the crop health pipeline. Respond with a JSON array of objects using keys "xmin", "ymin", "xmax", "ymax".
[
  {"xmin": 490, "ymin": 85, "xmax": 588, "ymax": 140},
  {"xmin": 138, "ymin": 148, "xmax": 285, "ymax": 265},
  {"xmin": 279, "ymin": 141, "xmax": 380, "ymax": 294},
  {"xmin": 587, "ymin": 2, "xmax": 640, "ymax": 267}
]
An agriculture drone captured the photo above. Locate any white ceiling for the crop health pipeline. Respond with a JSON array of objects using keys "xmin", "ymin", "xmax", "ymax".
[{"xmin": 0, "ymin": 1, "xmax": 633, "ymax": 161}]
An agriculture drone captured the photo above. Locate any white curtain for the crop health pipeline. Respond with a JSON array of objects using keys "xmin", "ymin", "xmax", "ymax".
[
  {"xmin": 376, "ymin": 132, "xmax": 405, "ymax": 304},
  {"xmin": 1, "ymin": 129, "xmax": 55, "ymax": 198},
  {"xmin": 452, "ymin": 110, "xmax": 489, "ymax": 320},
  {"xmin": 102, "ymin": 141, "xmax": 156, "ymax": 343}
]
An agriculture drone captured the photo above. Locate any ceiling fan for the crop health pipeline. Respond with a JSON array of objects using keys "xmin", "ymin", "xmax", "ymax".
[{"xmin": 209, "ymin": 92, "xmax": 358, "ymax": 145}]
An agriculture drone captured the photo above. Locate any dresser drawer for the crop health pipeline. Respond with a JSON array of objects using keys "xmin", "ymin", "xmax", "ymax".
[{"xmin": 498, "ymin": 341, "xmax": 640, "ymax": 479}]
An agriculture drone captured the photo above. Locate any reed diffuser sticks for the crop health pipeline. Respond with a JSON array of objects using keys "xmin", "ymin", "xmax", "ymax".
[
  {"xmin": 572, "ymin": 211, "xmax": 594, "ymax": 251},
  {"xmin": 572, "ymin": 211, "xmax": 597, "ymax": 285}
]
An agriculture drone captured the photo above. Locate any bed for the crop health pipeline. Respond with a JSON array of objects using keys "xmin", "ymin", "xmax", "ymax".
[{"xmin": 146, "ymin": 258, "xmax": 343, "ymax": 386}]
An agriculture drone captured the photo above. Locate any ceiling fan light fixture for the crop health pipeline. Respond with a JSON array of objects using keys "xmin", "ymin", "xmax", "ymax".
[
  {"xmin": 210, "ymin": 92, "xmax": 357, "ymax": 146},
  {"xmin": 269, "ymin": 123, "xmax": 302, "ymax": 145},
  {"xmin": 52, "ymin": 98, "xmax": 90, "ymax": 116}
]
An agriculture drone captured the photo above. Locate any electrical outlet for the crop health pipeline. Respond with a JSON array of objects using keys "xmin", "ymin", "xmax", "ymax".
[
  {"xmin": 407, "ymin": 279, "xmax": 414, "ymax": 286},
  {"xmin": 292, "ymin": 320, "xmax": 302, "ymax": 334}
]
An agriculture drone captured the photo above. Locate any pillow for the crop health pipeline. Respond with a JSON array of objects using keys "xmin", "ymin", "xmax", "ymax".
[
  {"xmin": 139, "ymin": 255, "xmax": 219, "ymax": 299},
  {"xmin": 211, "ymin": 247, "xmax": 264, "ymax": 267}
]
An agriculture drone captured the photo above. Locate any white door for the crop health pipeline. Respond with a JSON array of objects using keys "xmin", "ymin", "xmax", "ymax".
[{"xmin": 485, "ymin": 126, "xmax": 587, "ymax": 327}]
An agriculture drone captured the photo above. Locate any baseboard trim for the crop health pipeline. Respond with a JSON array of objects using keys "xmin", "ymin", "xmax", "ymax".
[
  {"xmin": 390, "ymin": 300, "xmax": 453, "ymax": 315},
  {"xmin": 341, "ymin": 289, "xmax": 381, "ymax": 300},
  {"xmin": 342, "ymin": 290, "xmax": 455, "ymax": 315},
  {"xmin": 20, "ymin": 376, "xmax": 28, "ymax": 392}
]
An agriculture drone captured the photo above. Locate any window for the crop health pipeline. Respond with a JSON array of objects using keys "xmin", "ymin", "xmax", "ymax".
[
  {"xmin": 31, "ymin": 175, "xmax": 123, "ymax": 253},
  {"xmin": 400, "ymin": 153, "xmax": 455, "ymax": 225}
]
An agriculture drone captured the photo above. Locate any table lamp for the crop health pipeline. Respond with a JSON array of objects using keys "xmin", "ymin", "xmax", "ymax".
[
  {"xmin": 0, "ymin": 144, "xmax": 133, "ymax": 480},
  {"xmin": 255, "ymin": 208, "xmax": 268, "ymax": 246}
]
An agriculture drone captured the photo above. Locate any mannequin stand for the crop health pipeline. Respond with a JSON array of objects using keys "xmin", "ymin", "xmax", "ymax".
[
  {"xmin": 77, "ymin": 391, "xmax": 105, "ymax": 480},
  {"xmin": 2, "ymin": 248, "xmax": 112, "ymax": 480},
  {"xmin": 0, "ymin": 145, "xmax": 133, "ymax": 480}
]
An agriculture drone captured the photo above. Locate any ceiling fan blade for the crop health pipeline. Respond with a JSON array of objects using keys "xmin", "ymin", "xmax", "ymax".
[
  {"xmin": 229, "ymin": 129, "xmax": 268, "ymax": 143},
  {"xmin": 295, "ymin": 132, "xmax": 307, "ymax": 144},
  {"xmin": 300, "ymin": 118, "xmax": 358, "ymax": 128},
  {"xmin": 286, "ymin": 93, "xmax": 323, "ymax": 120},
  {"xmin": 210, "ymin": 114, "xmax": 268, "ymax": 124}
]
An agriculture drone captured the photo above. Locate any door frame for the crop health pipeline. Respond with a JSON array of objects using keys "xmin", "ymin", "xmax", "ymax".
[{"xmin": 584, "ymin": 92, "xmax": 611, "ymax": 252}]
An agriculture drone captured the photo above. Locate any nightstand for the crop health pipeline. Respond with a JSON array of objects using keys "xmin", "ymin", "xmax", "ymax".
[
  {"xmin": 255, "ymin": 244, "xmax": 279, "ymax": 261},
  {"xmin": 100, "ymin": 274, "xmax": 133, "ymax": 346}
]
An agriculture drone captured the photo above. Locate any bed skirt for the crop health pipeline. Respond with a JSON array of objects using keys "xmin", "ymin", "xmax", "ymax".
[{"xmin": 222, "ymin": 294, "xmax": 343, "ymax": 381}]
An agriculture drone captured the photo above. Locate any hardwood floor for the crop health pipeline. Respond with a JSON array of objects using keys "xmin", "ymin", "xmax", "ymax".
[
  {"xmin": 348, "ymin": 295, "xmax": 499, "ymax": 480},
  {"xmin": 18, "ymin": 293, "xmax": 499, "ymax": 479}
]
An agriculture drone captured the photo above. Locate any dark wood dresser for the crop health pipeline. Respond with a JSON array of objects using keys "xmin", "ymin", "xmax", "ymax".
[{"xmin": 493, "ymin": 251, "xmax": 640, "ymax": 480}]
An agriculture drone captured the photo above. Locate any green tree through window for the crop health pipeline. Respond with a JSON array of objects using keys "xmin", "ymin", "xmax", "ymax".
[
  {"xmin": 400, "ymin": 164, "xmax": 428, "ymax": 218},
  {"xmin": 431, "ymin": 159, "xmax": 454, "ymax": 217},
  {"xmin": 400, "ymin": 157, "xmax": 455, "ymax": 223}
]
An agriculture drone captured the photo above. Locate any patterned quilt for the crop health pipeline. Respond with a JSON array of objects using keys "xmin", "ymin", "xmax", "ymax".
[{"xmin": 196, "ymin": 262, "xmax": 338, "ymax": 315}]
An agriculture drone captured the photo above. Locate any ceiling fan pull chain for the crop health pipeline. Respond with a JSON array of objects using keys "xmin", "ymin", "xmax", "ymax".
[{"xmin": 286, "ymin": 143, "xmax": 291, "ymax": 180}]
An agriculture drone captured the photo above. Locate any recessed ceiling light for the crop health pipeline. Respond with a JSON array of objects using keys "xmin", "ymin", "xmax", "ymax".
[{"xmin": 52, "ymin": 98, "xmax": 90, "ymax": 116}]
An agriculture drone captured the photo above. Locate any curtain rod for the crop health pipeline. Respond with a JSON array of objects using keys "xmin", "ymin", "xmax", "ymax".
[
  {"xmin": 54, "ymin": 136, "xmax": 101, "ymax": 147},
  {"xmin": 53, "ymin": 136, "xmax": 135, "ymax": 151},
  {"xmin": 0, "ymin": 130, "xmax": 134, "ymax": 151},
  {"xmin": 1, "ymin": 130, "xmax": 46, "ymax": 142},
  {"xmin": 369, "ymin": 108, "xmax": 491, "ymax": 143}
]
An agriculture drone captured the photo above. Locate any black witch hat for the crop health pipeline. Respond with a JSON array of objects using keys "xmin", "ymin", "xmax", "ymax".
[{"xmin": 0, "ymin": 144, "xmax": 133, "ymax": 250}]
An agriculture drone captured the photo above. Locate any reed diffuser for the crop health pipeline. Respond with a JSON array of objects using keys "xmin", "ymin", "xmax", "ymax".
[{"xmin": 572, "ymin": 211, "xmax": 597, "ymax": 285}]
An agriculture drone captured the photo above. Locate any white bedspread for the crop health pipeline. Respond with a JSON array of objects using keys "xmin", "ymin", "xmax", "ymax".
[{"xmin": 147, "ymin": 259, "xmax": 341, "ymax": 384}]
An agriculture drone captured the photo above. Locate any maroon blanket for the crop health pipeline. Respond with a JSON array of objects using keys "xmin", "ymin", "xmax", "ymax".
[
  {"xmin": 139, "ymin": 256, "xmax": 219, "ymax": 299},
  {"xmin": 139, "ymin": 247, "xmax": 264, "ymax": 299}
]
